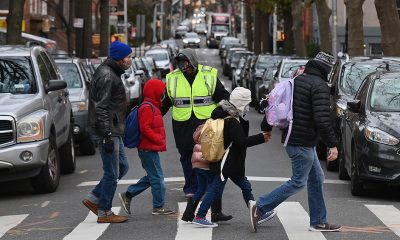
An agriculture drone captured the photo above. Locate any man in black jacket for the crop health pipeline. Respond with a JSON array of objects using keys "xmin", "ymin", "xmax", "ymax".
[
  {"xmin": 83, "ymin": 41, "xmax": 132, "ymax": 223},
  {"xmin": 250, "ymin": 52, "xmax": 341, "ymax": 232}
]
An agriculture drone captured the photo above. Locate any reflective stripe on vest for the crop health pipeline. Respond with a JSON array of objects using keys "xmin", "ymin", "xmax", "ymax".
[{"xmin": 166, "ymin": 64, "xmax": 218, "ymax": 121}]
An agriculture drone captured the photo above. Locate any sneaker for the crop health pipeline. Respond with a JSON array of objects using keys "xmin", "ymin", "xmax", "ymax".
[
  {"xmin": 82, "ymin": 199, "xmax": 98, "ymax": 215},
  {"xmin": 257, "ymin": 209, "xmax": 277, "ymax": 225},
  {"xmin": 152, "ymin": 207, "xmax": 175, "ymax": 215},
  {"xmin": 118, "ymin": 192, "xmax": 132, "ymax": 214},
  {"xmin": 192, "ymin": 217, "xmax": 218, "ymax": 228},
  {"xmin": 249, "ymin": 200, "xmax": 260, "ymax": 233},
  {"xmin": 97, "ymin": 213, "xmax": 128, "ymax": 223},
  {"xmin": 309, "ymin": 223, "xmax": 342, "ymax": 232}
]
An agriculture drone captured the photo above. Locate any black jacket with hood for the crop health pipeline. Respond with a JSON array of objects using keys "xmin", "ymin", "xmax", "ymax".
[
  {"xmin": 88, "ymin": 57, "xmax": 127, "ymax": 138},
  {"xmin": 209, "ymin": 100, "xmax": 265, "ymax": 178},
  {"xmin": 161, "ymin": 49, "xmax": 230, "ymax": 151}
]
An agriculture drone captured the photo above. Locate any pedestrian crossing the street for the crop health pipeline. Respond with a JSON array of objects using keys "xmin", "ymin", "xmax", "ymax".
[{"xmin": 1, "ymin": 203, "xmax": 400, "ymax": 239}]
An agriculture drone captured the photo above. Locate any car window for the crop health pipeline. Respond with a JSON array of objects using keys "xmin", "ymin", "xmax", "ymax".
[
  {"xmin": 0, "ymin": 57, "xmax": 36, "ymax": 94},
  {"xmin": 40, "ymin": 52, "xmax": 58, "ymax": 79},
  {"xmin": 281, "ymin": 62, "xmax": 306, "ymax": 78},
  {"xmin": 37, "ymin": 55, "xmax": 51, "ymax": 86},
  {"xmin": 370, "ymin": 78, "xmax": 400, "ymax": 112},
  {"xmin": 211, "ymin": 25, "xmax": 229, "ymax": 32},
  {"xmin": 185, "ymin": 33, "xmax": 198, "ymax": 38},
  {"xmin": 57, "ymin": 63, "xmax": 83, "ymax": 89},
  {"xmin": 145, "ymin": 52, "xmax": 169, "ymax": 61}
]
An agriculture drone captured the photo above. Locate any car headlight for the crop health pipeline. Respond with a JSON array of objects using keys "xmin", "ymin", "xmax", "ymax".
[
  {"xmin": 17, "ymin": 111, "xmax": 46, "ymax": 143},
  {"xmin": 183, "ymin": 39, "xmax": 188, "ymax": 43},
  {"xmin": 72, "ymin": 101, "xmax": 88, "ymax": 112},
  {"xmin": 195, "ymin": 39, "xmax": 201, "ymax": 43},
  {"xmin": 365, "ymin": 126, "xmax": 399, "ymax": 146},
  {"xmin": 336, "ymin": 102, "xmax": 346, "ymax": 117}
]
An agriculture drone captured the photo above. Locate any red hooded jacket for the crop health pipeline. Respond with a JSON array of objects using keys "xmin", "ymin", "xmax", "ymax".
[{"xmin": 138, "ymin": 79, "xmax": 166, "ymax": 152}]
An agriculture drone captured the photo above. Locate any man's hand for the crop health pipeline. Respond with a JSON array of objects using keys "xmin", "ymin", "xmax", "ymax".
[
  {"xmin": 103, "ymin": 134, "xmax": 114, "ymax": 154},
  {"xmin": 263, "ymin": 131, "xmax": 272, "ymax": 142},
  {"xmin": 327, "ymin": 147, "xmax": 338, "ymax": 161}
]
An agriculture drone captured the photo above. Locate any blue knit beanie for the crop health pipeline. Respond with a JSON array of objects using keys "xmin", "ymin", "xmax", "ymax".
[{"xmin": 110, "ymin": 41, "xmax": 132, "ymax": 61}]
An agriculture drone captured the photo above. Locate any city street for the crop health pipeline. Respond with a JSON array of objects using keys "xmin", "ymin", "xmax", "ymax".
[{"xmin": 0, "ymin": 38, "xmax": 400, "ymax": 240}]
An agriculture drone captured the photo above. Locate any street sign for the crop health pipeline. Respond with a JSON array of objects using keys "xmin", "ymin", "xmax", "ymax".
[{"xmin": 73, "ymin": 18, "xmax": 84, "ymax": 28}]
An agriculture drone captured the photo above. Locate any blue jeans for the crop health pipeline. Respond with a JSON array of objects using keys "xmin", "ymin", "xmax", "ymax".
[
  {"xmin": 126, "ymin": 150, "xmax": 166, "ymax": 208},
  {"xmin": 179, "ymin": 149, "xmax": 198, "ymax": 194},
  {"xmin": 92, "ymin": 136, "xmax": 129, "ymax": 211},
  {"xmin": 192, "ymin": 168, "xmax": 215, "ymax": 202},
  {"xmin": 256, "ymin": 145, "xmax": 327, "ymax": 225}
]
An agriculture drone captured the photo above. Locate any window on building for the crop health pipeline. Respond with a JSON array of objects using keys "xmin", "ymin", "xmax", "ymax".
[
  {"xmin": 397, "ymin": 0, "xmax": 400, "ymax": 17},
  {"xmin": 369, "ymin": 43, "xmax": 383, "ymax": 56}
]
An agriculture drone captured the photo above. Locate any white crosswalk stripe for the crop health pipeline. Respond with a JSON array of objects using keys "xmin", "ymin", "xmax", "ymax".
[
  {"xmin": 175, "ymin": 202, "xmax": 213, "ymax": 240},
  {"xmin": 365, "ymin": 204, "xmax": 400, "ymax": 237},
  {"xmin": 0, "ymin": 214, "xmax": 28, "ymax": 238},
  {"xmin": 63, "ymin": 207, "xmax": 121, "ymax": 240},
  {"xmin": 276, "ymin": 202, "xmax": 327, "ymax": 240}
]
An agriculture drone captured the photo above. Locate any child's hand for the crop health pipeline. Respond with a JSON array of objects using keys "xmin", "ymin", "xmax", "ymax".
[{"xmin": 263, "ymin": 131, "xmax": 272, "ymax": 142}]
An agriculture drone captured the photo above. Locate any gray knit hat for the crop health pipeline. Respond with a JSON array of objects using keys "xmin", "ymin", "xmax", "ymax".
[{"xmin": 229, "ymin": 87, "xmax": 251, "ymax": 112}]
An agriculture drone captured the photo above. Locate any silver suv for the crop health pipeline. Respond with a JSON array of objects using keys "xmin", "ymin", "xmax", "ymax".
[{"xmin": 0, "ymin": 46, "xmax": 75, "ymax": 193}]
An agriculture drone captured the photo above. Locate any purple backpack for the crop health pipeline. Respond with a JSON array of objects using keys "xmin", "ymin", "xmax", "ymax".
[{"xmin": 265, "ymin": 78, "xmax": 295, "ymax": 146}]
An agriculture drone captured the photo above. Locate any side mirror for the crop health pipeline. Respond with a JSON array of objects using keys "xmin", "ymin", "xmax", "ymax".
[
  {"xmin": 135, "ymin": 70, "xmax": 144, "ymax": 76},
  {"xmin": 347, "ymin": 100, "xmax": 361, "ymax": 113},
  {"xmin": 46, "ymin": 80, "xmax": 67, "ymax": 93}
]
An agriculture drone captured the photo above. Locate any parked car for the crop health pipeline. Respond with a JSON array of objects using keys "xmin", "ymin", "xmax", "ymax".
[
  {"xmin": 232, "ymin": 56, "xmax": 247, "ymax": 89},
  {"xmin": 142, "ymin": 56, "xmax": 162, "ymax": 79},
  {"xmin": 55, "ymin": 57, "xmax": 96, "ymax": 156},
  {"xmin": 175, "ymin": 25, "xmax": 189, "ymax": 39},
  {"xmin": 182, "ymin": 32, "xmax": 201, "ymax": 48},
  {"xmin": 340, "ymin": 71, "xmax": 400, "ymax": 196},
  {"xmin": 0, "ymin": 29, "xmax": 58, "ymax": 54},
  {"xmin": 219, "ymin": 37, "xmax": 240, "ymax": 59},
  {"xmin": 275, "ymin": 58, "xmax": 308, "ymax": 83},
  {"xmin": 228, "ymin": 51, "xmax": 253, "ymax": 80},
  {"xmin": 195, "ymin": 23, "xmax": 207, "ymax": 35},
  {"xmin": 220, "ymin": 43, "xmax": 243, "ymax": 66},
  {"xmin": 0, "ymin": 46, "xmax": 75, "ymax": 193},
  {"xmin": 145, "ymin": 48, "xmax": 172, "ymax": 77},
  {"xmin": 123, "ymin": 63, "xmax": 145, "ymax": 110},
  {"xmin": 160, "ymin": 39, "xmax": 179, "ymax": 56},
  {"xmin": 222, "ymin": 47, "xmax": 246, "ymax": 76},
  {"xmin": 320, "ymin": 57, "xmax": 400, "ymax": 171}
]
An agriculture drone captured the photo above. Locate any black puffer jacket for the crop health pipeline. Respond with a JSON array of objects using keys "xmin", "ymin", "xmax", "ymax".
[
  {"xmin": 209, "ymin": 100, "xmax": 265, "ymax": 178},
  {"xmin": 88, "ymin": 58, "xmax": 127, "ymax": 138},
  {"xmin": 282, "ymin": 60, "xmax": 338, "ymax": 148}
]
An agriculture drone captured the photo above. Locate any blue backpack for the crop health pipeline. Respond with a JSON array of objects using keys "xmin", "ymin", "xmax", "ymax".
[{"xmin": 123, "ymin": 102, "xmax": 154, "ymax": 148}]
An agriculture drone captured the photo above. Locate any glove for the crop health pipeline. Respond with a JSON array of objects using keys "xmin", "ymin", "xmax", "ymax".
[{"xmin": 102, "ymin": 133, "xmax": 114, "ymax": 154}]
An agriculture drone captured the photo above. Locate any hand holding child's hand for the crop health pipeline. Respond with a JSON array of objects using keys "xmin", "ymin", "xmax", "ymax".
[{"xmin": 263, "ymin": 131, "xmax": 272, "ymax": 142}]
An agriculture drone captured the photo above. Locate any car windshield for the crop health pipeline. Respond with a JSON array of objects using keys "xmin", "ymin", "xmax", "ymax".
[
  {"xmin": 257, "ymin": 57, "xmax": 281, "ymax": 70},
  {"xmin": 341, "ymin": 62, "xmax": 394, "ymax": 96},
  {"xmin": 57, "ymin": 63, "xmax": 83, "ymax": 88},
  {"xmin": 185, "ymin": 33, "xmax": 198, "ymax": 38},
  {"xmin": 281, "ymin": 62, "xmax": 306, "ymax": 78},
  {"xmin": 211, "ymin": 25, "xmax": 229, "ymax": 32},
  {"xmin": 232, "ymin": 53, "xmax": 249, "ymax": 63},
  {"xmin": 0, "ymin": 57, "xmax": 36, "ymax": 94},
  {"xmin": 196, "ymin": 25, "xmax": 206, "ymax": 30},
  {"xmin": 145, "ymin": 52, "xmax": 168, "ymax": 61},
  {"xmin": 370, "ymin": 78, "xmax": 400, "ymax": 112}
]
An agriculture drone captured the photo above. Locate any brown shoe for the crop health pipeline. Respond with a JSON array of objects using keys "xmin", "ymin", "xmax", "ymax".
[
  {"xmin": 97, "ymin": 213, "xmax": 128, "ymax": 223},
  {"xmin": 82, "ymin": 199, "xmax": 98, "ymax": 215}
]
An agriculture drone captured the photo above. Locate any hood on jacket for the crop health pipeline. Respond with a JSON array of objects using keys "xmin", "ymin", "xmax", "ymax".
[
  {"xmin": 143, "ymin": 79, "xmax": 166, "ymax": 104},
  {"xmin": 229, "ymin": 87, "xmax": 251, "ymax": 113},
  {"xmin": 304, "ymin": 60, "xmax": 331, "ymax": 82},
  {"xmin": 175, "ymin": 49, "xmax": 199, "ymax": 72},
  {"xmin": 211, "ymin": 100, "xmax": 241, "ymax": 119}
]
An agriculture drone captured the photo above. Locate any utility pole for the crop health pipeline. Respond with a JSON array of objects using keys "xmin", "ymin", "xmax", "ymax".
[
  {"xmin": 240, "ymin": 1, "xmax": 245, "ymax": 44},
  {"xmin": 332, "ymin": 0, "xmax": 337, "ymax": 59},
  {"xmin": 124, "ymin": 0, "xmax": 128, "ymax": 44},
  {"xmin": 153, "ymin": 3, "xmax": 158, "ymax": 44},
  {"xmin": 160, "ymin": 0, "xmax": 164, "ymax": 41},
  {"xmin": 273, "ymin": 4, "xmax": 277, "ymax": 54}
]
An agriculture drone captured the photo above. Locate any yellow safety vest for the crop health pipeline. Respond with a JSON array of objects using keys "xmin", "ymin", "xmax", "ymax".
[{"xmin": 166, "ymin": 64, "xmax": 218, "ymax": 121}]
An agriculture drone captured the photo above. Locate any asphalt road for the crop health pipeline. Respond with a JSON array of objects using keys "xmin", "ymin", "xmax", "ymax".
[{"xmin": 1, "ymin": 36, "xmax": 400, "ymax": 240}]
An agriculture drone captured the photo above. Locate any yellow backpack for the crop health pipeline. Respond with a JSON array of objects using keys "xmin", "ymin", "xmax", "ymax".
[{"xmin": 200, "ymin": 118, "xmax": 227, "ymax": 162}]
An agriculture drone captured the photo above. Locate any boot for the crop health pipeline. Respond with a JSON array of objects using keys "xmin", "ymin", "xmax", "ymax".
[
  {"xmin": 181, "ymin": 197, "xmax": 200, "ymax": 222},
  {"xmin": 211, "ymin": 199, "xmax": 233, "ymax": 222}
]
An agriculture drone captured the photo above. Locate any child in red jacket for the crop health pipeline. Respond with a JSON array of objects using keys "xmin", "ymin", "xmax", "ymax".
[{"xmin": 119, "ymin": 79, "xmax": 174, "ymax": 215}]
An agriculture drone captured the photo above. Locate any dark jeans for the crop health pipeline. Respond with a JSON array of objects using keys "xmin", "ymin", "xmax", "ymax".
[
  {"xmin": 179, "ymin": 149, "xmax": 198, "ymax": 194},
  {"xmin": 192, "ymin": 168, "xmax": 215, "ymax": 202},
  {"xmin": 92, "ymin": 136, "xmax": 129, "ymax": 211},
  {"xmin": 126, "ymin": 150, "xmax": 166, "ymax": 208}
]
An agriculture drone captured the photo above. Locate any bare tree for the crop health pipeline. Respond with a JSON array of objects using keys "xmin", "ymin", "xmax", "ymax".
[
  {"xmin": 291, "ymin": 0, "xmax": 306, "ymax": 57},
  {"xmin": 99, "ymin": 0, "xmax": 109, "ymax": 56},
  {"xmin": 246, "ymin": 3, "xmax": 253, "ymax": 51},
  {"xmin": 344, "ymin": 0, "xmax": 365, "ymax": 56},
  {"xmin": 375, "ymin": 0, "xmax": 400, "ymax": 56},
  {"xmin": 6, "ymin": 0, "xmax": 25, "ymax": 44},
  {"xmin": 254, "ymin": 7, "xmax": 262, "ymax": 54},
  {"xmin": 306, "ymin": 0, "xmax": 332, "ymax": 53}
]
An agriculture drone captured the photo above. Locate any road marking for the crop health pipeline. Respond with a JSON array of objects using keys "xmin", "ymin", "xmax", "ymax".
[
  {"xmin": 365, "ymin": 204, "xmax": 400, "ymax": 237},
  {"xmin": 175, "ymin": 202, "xmax": 212, "ymax": 240},
  {"xmin": 276, "ymin": 202, "xmax": 327, "ymax": 240},
  {"xmin": 0, "ymin": 214, "xmax": 29, "ymax": 238},
  {"xmin": 77, "ymin": 176, "xmax": 348, "ymax": 187},
  {"xmin": 40, "ymin": 201, "xmax": 50, "ymax": 208},
  {"xmin": 63, "ymin": 207, "xmax": 121, "ymax": 240}
]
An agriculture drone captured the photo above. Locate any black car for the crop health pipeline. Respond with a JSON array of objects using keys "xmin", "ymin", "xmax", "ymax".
[
  {"xmin": 340, "ymin": 71, "xmax": 400, "ymax": 196},
  {"xmin": 319, "ymin": 57, "xmax": 400, "ymax": 171}
]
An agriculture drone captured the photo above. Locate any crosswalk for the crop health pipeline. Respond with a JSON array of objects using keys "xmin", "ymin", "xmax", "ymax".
[{"xmin": 1, "ymin": 202, "xmax": 400, "ymax": 239}]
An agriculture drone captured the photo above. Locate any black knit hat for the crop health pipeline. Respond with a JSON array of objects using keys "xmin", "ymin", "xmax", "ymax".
[{"xmin": 313, "ymin": 52, "xmax": 335, "ymax": 69}]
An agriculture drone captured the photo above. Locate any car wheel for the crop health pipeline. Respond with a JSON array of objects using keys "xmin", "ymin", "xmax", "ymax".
[
  {"xmin": 59, "ymin": 123, "xmax": 76, "ymax": 174},
  {"xmin": 79, "ymin": 135, "xmax": 96, "ymax": 156},
  {"xmin": 31, "ymin": 133, "xmax": 60, "ymax": 193},
  {"xmin": 350, "ymin": 145, "xmax": 366, "ymax": 196}
]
